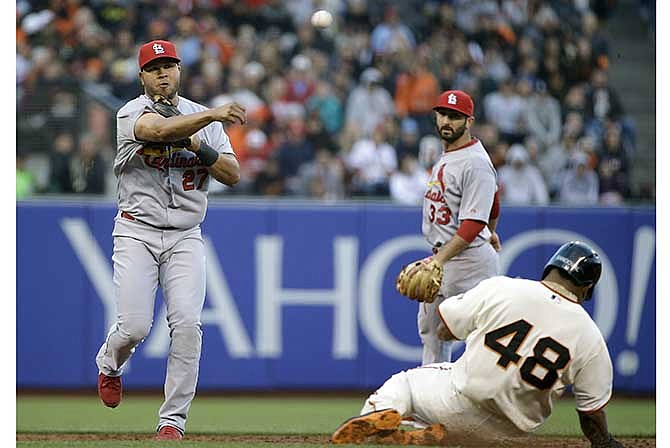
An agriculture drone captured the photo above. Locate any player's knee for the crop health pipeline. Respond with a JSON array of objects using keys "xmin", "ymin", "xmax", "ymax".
[
  {"xmin": 120, "ymin": 319, "xmax": 152, "ymax": 343},
  {"xmin": 168, "ymin": 312, "xmax": 202, "ymax": 330},
  {"xmin": 364, "ymin": 372, "xmax": 412, "ymax": 416}
]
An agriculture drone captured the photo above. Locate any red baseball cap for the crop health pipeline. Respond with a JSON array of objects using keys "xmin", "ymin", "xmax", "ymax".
[
  {"xmin": 433, "ymin": 90, "xmax": 474, "ymax": 117},
  {"xmin": 138, "ymin": 40, "xmax": 181, "ymax": 70}
]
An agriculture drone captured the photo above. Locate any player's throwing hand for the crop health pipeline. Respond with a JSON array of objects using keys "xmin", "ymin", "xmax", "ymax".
[{"xmin": 211, "ymin": 102, "xmax": 247, "ymax": 126}]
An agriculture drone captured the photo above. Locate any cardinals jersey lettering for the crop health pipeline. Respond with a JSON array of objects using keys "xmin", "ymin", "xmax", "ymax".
[
  {"xmin": 115, "ymin": 95, "xmax": 235, "ymax": 229},
  {"xmin": 438, "ymin": 276, "xmax": 613, "ymax": 432},
  {"xmin": 422, "ymin": 139, "xmax": 496, "ymax": 248}
]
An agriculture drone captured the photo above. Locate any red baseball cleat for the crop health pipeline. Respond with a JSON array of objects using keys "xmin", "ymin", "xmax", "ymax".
[
  {"xmin": 97, "ymin": 373, "xmax": 122, "ymax": 408},
  {"xmin": 156, "ymin": 425, "xmax": 183, "ymax": 440}
]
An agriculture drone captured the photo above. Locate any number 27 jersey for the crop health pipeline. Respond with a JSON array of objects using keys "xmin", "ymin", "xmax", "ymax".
[{"xmin": 421, "ymin": 139, "xmax": 497, "ymax": 248}]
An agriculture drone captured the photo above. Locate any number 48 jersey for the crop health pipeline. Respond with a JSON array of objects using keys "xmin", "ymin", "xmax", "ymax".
[
  {"xmin": 421, "ymin": 139, "xmax": 497, "ymax": 248},
  {"xmin": 438, "ymin": 276, "xmax": 613, "ymax": 432}
]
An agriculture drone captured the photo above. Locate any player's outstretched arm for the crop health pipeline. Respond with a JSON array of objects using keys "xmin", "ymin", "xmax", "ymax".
[
  {"xmin": 135, "ymin": 103, "xmax": 246, "ymax": 143},
  {"xmin": 135, "ymin": 110, "xmax": 217, "ymax": 143},
  {"xmin": 577, "ymin": 409, "xmax": 623, "ymax": 448}
]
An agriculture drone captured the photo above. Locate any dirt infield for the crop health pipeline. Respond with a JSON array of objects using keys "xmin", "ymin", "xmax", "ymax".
[{"xmin": 17, "ymin": 433, "xmax": 655, "ymax": 447}]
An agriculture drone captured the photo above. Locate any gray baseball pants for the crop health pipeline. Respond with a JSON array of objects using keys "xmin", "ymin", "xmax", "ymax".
[
  {"xmin": 418, "ymin": 243, "xmax": 499, "ymax": 364},
  {"xmin": 95, "ymin": 216, "xmax": 206, "ymax": 434}
]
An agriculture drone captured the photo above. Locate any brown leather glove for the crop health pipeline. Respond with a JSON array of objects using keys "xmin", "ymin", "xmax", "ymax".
[{"xmin": 396, "ymin": 257, "xmax": 443, "ymax": 303}]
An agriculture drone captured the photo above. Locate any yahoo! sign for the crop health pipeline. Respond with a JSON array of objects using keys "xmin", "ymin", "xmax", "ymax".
[{"xmin": 16, "ymin": 202, "xmax": 655, "ymax": 391}]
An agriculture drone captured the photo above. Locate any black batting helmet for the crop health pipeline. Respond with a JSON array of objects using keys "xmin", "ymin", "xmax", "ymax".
[{"xmin": 542, "ymin": 241, "xmax": 602, "ymax": 300}]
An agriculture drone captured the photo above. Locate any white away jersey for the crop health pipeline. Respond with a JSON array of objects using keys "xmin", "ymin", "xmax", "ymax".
[
  {"xmin": 115, "ymin": 94, "xmax": 235, "ymax": 229},
  {"xmin": 422, "ymin": 139, "xmax": 496, "ymax": 248},
  {"xmin": 438, "ymin": 276, "xmax": 613, "ymax": 432}
]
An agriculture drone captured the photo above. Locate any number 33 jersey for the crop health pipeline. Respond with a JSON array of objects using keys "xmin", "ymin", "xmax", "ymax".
[
  {"xmin": 114, "ymin": 94, "xmax": 235, "ymax": 229},
  {"xmin": 421, "ymin": 139, "xmax": 497, "ymax": 248},
  {"xmin": 438, "ymin": 276, "xmax": 613, "ymax": 432}
]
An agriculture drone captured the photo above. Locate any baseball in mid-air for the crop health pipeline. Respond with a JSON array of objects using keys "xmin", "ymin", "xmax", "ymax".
[{"xmin": 311, "ymin": 9, "xmax": 333, "ymax": 28}]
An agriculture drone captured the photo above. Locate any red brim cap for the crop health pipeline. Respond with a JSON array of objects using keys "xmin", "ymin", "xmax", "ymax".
[
  {"xmin": 432, "ymin": 90, "xmax": 474, "ymax": 117},
  {"xmin": 138, "ymin": 40, "xmax": 181, "ymax": 69}
]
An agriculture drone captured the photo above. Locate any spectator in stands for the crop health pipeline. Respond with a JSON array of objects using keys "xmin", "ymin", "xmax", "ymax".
[
  {"xmin": 473, "ymin": 122, "xmax": 500, "ymax": 154},
  {"xmin": 265, "ymin": 75, "xmax": 305, "ymax": 126},
  {"xmin": 48, "ymin": 132, "xmax": 75, "ymax": 193},
  {"xmin": 597, "ymin": 124, "xmax": 630, "ymax": 204},
  {"xmin": 523, "ymin": 136, "xmax": 542, "ymax": 166},
  {"xmin": 346, "ymin": 124, "xmax": 398, "ymax": 196},
  {"xmin": 558, "ymin": 151, "xmax": 600, "ymax": 205},
  {"xmin": 305, "ymin": 113, "xmax": 337, "ymax": 155},
  {"xmin": 394, "ymin": 46, "xmax": 440, "ymax": 136},
  {"xmin": 524, "ymin": 80, "xmax": 561, "ymax": 150},
  {"xmin": 285, "ymin": 54, "xmax": 317, "ymax": 104},
  {"xmin": 585, "ymin": 69, "xmax": 623, "ymax": 135},
  {"xmin": 482, "ymin": 46, "xmax": 513, "ymax": 85},
  {"xmin": 16, "ymin": 154, "xmax": 35, "ymax": 199},
  {"xmin": 565, "ymin": 36, "xmax": 599, "ymax": 85},
  {"xmin": 236, "ymin": 128, "xmax": 273, "ymax": 193},
  {"xmin": 539, "ymin": 116, "xmax": 582, "ymax": 196},
  {"xmin": 395, "ymin": 118, "xmax": 421, "ymax": 159},
  {"xmin": 389, "ymin": 153, "xmax": 429, "ymax": 205},
  {"xmin": 490, "ymin": 141, "xmax": 510, "ymax": 171},
  {"xmin": 577, "ymin": 135, "xmax": 599, "ymax": 170},
  {"xmin": 306, "ymin": 80, "xmax": 344, "ymax": 135},
  {"xmin": 581, "ymin": 11, "xmax": 610, "ymax": 66},
  {"xmin": 173, "ymin": 17, "xmax": 202, "ymax": 69},
  {"xmin": 253, "ymin": 158, "xmax": 284, "ymax": 197},
  {"xmin": 71, "ymin": 132, "xmax": 107, "ymax": 194},
  {"xmin": 563, "ymin": 84, "xmax": 588, "ymax": 117},
  {"xmin": 223, "ymin": 62, "xmax": 269, "ymax": 124},
  {"xmin": 483, "ymin": 78, "xmax": 527, "ymax": 143},
  {"xmin": 417, "ymin": 135, "xmax": 441, "ymax": 171},
  {"xmin": 370, "ymin": 4, "xmax": 416, "ymax": 55},
  {"xmin": 276, "ymin": 118, "xmax": 315, "ymax": 195},
  {"xmin": 298, "ymin": 148, "xmax": 346, "ymax": 200},
  {"xmin": 345, "ymin": 68, "xmax": 396, "ymax": 139},
  {"xmin": 498, "ymin": 144, "xmax": 549, "ymax": 206}
]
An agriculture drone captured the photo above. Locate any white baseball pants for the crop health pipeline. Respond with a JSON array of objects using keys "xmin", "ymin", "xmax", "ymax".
[{"xmin": 361, "ymin": 363, "xmax": 523, "ymax": 439}]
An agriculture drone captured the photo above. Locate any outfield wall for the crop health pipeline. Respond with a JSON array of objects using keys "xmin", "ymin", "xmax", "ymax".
[{"xmin": 16, "ymin": 200, "xmax": 655, "ymax": 392}]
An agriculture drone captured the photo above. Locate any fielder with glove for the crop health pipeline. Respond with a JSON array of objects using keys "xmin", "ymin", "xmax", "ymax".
[{"xmin": 396, "ymin": 90, "xmax": 502, "ymax": 365}]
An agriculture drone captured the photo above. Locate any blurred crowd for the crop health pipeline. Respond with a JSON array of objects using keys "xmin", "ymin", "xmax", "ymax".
[{"xmin": 16, "ymin": 0, "xmax": 653, "ymax": 206}]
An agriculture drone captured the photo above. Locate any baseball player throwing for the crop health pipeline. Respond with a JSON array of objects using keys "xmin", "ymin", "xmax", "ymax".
[
  {"xmin": 95, "ymin": 40, "xmax": 246, "ymax": 440},
  {"xmin": 398, "ymin": 90, "xmax": 501, "ymax": 365},
  {"xmin": 334, "ymin": 241, "xmax": 623, "ymax": 448}
]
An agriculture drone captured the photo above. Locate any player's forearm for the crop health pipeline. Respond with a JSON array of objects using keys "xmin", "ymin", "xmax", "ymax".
[
  {"xmin": 578, "ymin": 410, "xmax": 617, "ymax": 447},
  {"xmin": 488, "ymin": 191, "xmax": 500, "ymax": 231},
  {"xmin": 433, "ymin": 234, "xmax": 469, "ymax": 265},
  {"xmin": 208, "ymin": 154, "xmax": 241, "ymax": 186},
  {"xmin": 146, "ymin": 111, "xmax": 215, "ymax": 142}
]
